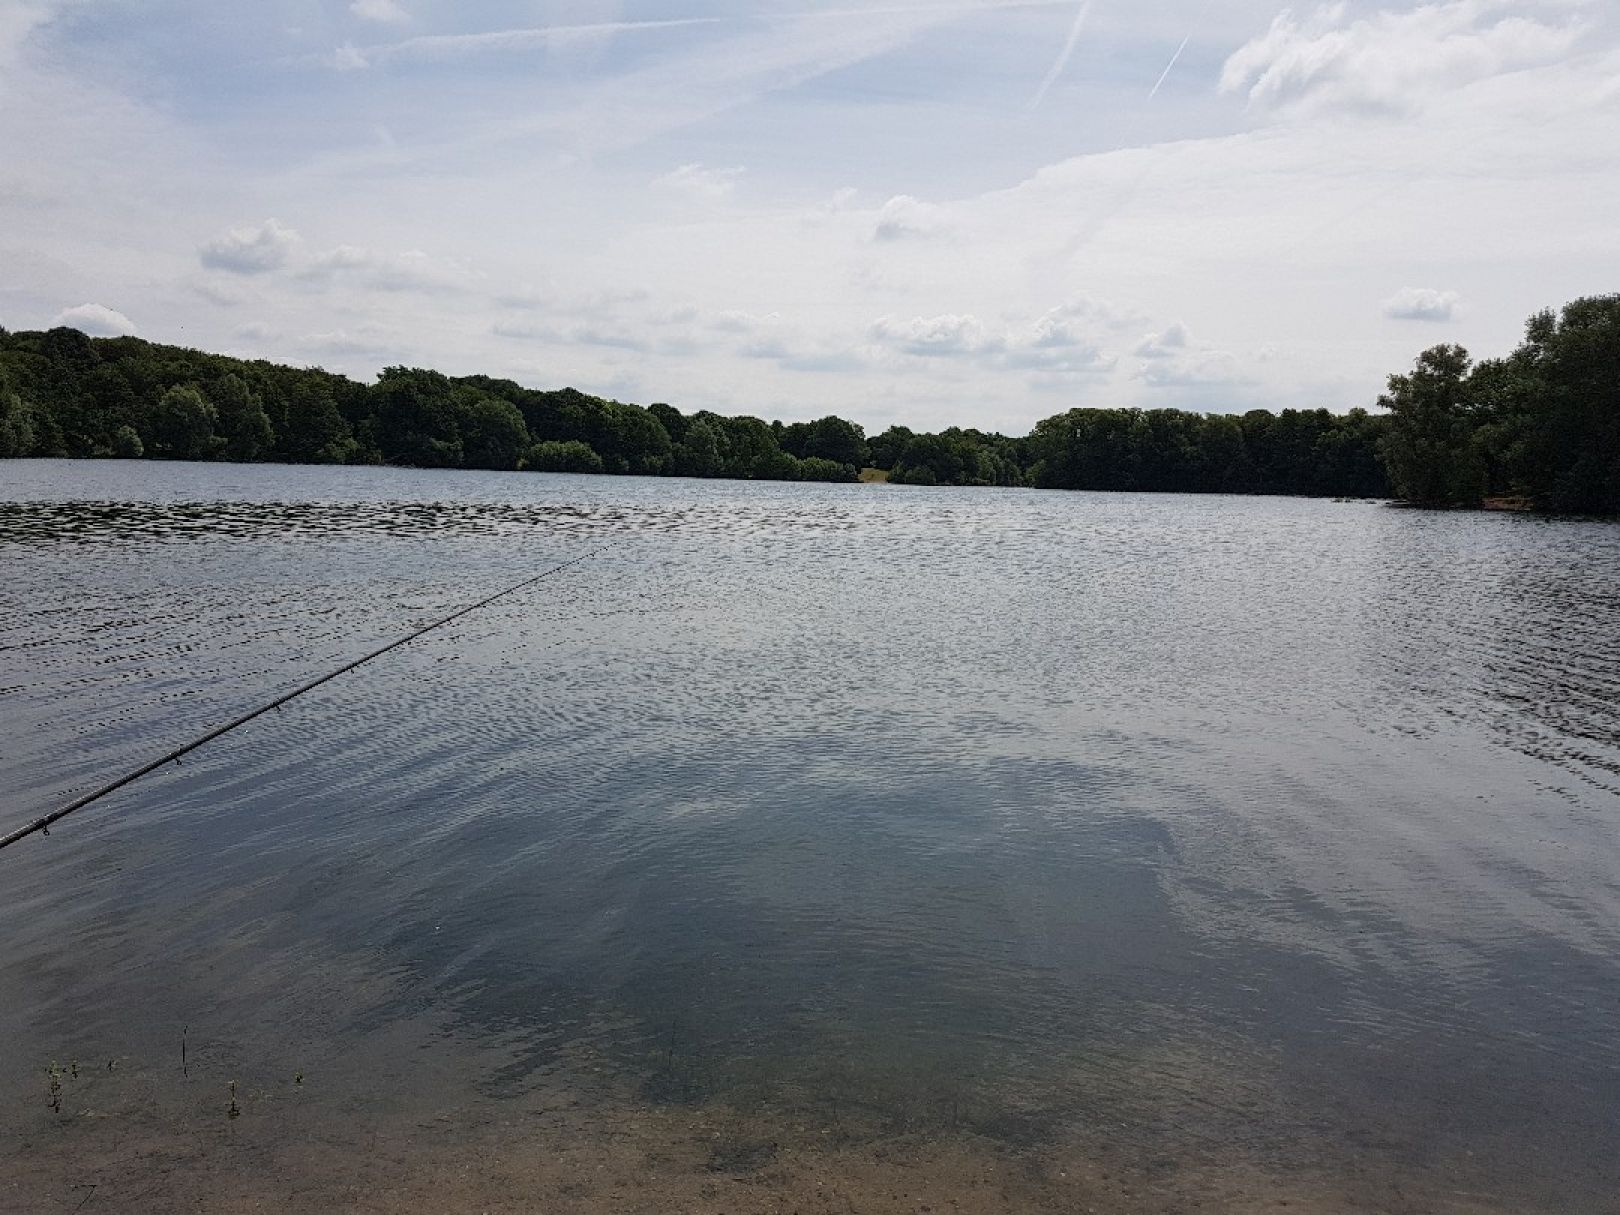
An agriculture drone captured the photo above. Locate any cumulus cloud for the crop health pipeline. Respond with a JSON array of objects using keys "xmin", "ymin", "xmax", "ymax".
[
  {"xmin": 1383, "ymin": 286, "xmax": 1460, "ymax": 320},
  {"xmin": 1136, "ymin": 348, "xmax": 1246, "ymax": 387},
  {"xmin": 869, "ymin": 313, "xmax": 999, "ymax": 357},
  {"xmin": 351, "ymin": 0, "xmax": 408, "ymax": 24},
  {"xmin": 1221, "ymin": 0, "xmax": 1583, "ymax": 117},
  {"xmin": 655, "ymin": 163, "xmax": 745, "ymax": 201},
  {"xmin": 199, "ymin": 218, "xmax": 300, "ymax": 274},
  {"xmin": 52, "ymin": 303, "xmax": 137, "ymax": 336},
  {"xmin": 1129, "ymin": 322, "xmax": 1248, "ymax": 387},
  {"xmin": 864, "ymin": 308, "xmax": 1121, "ymax": 376},
  {"xmin": 998, "ymin": 299, "xmax": 1127, "ymax": 374},
  {"xmin": 1030, "ymin": 299, "xmax": 1120, "ymax": 348},
  {"xmin": 1134, "ymin": 321, "xmax": 1192, "ymax": 359},
  {"xmin": 872, "ymin": 194, "xmax": 949, "ymax": 242}
]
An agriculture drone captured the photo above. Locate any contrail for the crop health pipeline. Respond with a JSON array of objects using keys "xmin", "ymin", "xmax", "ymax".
[
  {"xmin": 349, "ymin": 18, "xmax": 724, "ymax": 66},
  {"xmin": 1028, "ymin": 0, "xmax": 1093, "ymax": 110},
  {"xmin": 1148, "ymin": 33, "xmax": 1190, "ymax": 99},
  {"xmin": 313, "ymin": 4, "xmax": 1079, "ymax": 71}
]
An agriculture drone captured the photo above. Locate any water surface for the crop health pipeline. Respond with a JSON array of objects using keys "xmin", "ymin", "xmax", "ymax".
[{"xmin": 2, "ymin": 459, "xmax": 1617, "ymax": 1213}]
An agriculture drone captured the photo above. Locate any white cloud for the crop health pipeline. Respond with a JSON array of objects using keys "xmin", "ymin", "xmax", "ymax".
[
  {"xmin": 199, "ymin": 219, "xmax": 300, "ymax": 275},
  {"xmin": 861, "ymin": 308, "xmax": 1122, "ymax": 377},
  {"xmin": 1029, "ymin": 298, "xmax": 1136, "ymax": 349},
  {"xmin": 1383, "ymin": 287, "xmax": 1460, "ymax": 320},
  {"xmin": 1136, "ymin": 348, "xmax": 1247, "ymax": 388},
  {"xmin": 1129, "ymin": 322, "xmax": 1248, "ymax": 387},
  {"xmin": 1134, "ymin": 321, "xmax": 1192, "ymax": 359},
  {"xmin": 655, "ymin": 163, "xmax": 745, "ymax": 202},
  {"xmin": 1221, "ymin": 0, "xmax": 1584, "ymax": 117},
  {"xmin": 995, "ymin": 300, "xmax": 1127, "ymax": 374},
  {"xmin": 870, "ymin": 314, "xmax": 999, "ymax": 357},
  {"xmin": 873, "ymin": 194, "xmax": 949, "ymax": 242},
  {"xmin": 351, "ymin": 0, "xmax": 408, "ymax": 24},
  {"xmin": 52, "ymin": 302, "xmax": 136, "ymax": 336}
]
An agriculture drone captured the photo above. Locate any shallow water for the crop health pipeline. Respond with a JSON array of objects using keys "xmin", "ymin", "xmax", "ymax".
[{"xmin": 2, "ymin": 459, "xmax": 1618, "ymax": 1212}]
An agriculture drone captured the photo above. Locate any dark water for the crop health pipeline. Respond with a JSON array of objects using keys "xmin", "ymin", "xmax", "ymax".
[{"xmin": 2, "ymin": 459, "xmax": 1618, "ymax": 1209}]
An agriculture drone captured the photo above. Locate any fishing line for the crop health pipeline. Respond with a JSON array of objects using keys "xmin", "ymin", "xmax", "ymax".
[{"xmin": 0, "ymin": 547, "xmax": 604, "ymax": 853}]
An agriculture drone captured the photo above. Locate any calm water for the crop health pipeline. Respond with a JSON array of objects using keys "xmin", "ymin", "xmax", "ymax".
[{"xmin": 2, "ymin": 459, "xmax": 1618, "ymax": 1211}]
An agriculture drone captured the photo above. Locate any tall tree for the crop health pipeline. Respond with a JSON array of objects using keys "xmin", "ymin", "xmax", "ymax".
[
  {"xmin": 1376, "ymin": 344, "xmax": 1480, "ymax": 506},
  {"xmin": 149, "ymin": 386, "xmax": 222, "ymax": 461},
  {"xmin": 213, "ymin": 373, "xmax": 275, "ymax": 462}
]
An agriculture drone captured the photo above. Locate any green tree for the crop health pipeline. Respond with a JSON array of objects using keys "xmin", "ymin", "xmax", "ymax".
[
  {"xmin": 868, "ymin": 425, "xmax": 914, "ymax": 470},
  {"xmin": 755, "ymin": 449, "xmax": 803, "ymax": 482},
  {"xmin": 1501, "ymin": 297, "xmax": 1620, "ymax": 512},
  {"xmin": 595, "ymin": 401, "xmax": 673, "ymax": 475},
  {"xmin": 213, "ymin": 374, "xmax": 275, "ymax": 462},
  {"xmin": 1377, "ymin": 344, "xmax": 1481, "ymax": 506},
  {"xmin": 648, "ymin": 402, "xmax": 688, "ymax": 443},
  {"xmin": 798, "ymin": 456, "xmax": 858, "ymax": 483},
  {"xmin": 674, "ymin": 417, "xmax": 725, "ymax": 477},
  {"xmin": 111, "ymin": 424, "xmax": 144, "ymax": 458},
  {"xmin": 0, "ymin": 370, "xmax": 36, "ymax": 457},
  {"xmin": 278, "ymin": 381, "xmax": 358, "ymax": 464},
  {"xmin": 455, "ymin": 390, "xmax": 529, "ymax": 471},
  {"xmin": 524, "ymin": 439, "xmax": 604, "ymax": 473},
  {"xmin": 799, "ymin": 415, "xmax": 869, "ymax": 467},
  {"xmin": 716, "ymin": 415, "xmax": 780, "ymax": 478},
  {"xmin": 149, "ymin": 386, "xmax": 222, "ymax": 460},
  {"xmin": 371, "ymin": 367, "xmax": 462, "ymax": 468}
]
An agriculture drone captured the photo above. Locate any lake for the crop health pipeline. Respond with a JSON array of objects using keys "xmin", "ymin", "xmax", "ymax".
[{"xmin": 2, "ymin": 459, "xmax": 1617, "ymax": 1214}]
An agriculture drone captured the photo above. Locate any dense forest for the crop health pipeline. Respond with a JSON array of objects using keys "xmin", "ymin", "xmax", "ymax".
[{"xmin": 1, "ymin": 294, "xmax": 1614, "ymax": 510}]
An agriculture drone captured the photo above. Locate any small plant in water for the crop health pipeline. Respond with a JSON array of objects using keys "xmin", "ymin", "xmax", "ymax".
[
  {"xmin": 294, "ymin": 1072, "xmax": 303, "ymax": 1087},
  {"xmin": 227, "ymin": 1080, "xmax": 240, "ymax": 1119}
]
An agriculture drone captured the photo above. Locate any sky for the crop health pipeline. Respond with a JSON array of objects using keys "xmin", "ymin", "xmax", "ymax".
[{"xmin": 1, "ymin": 0, "xmax": 1616, "ymax": 432}]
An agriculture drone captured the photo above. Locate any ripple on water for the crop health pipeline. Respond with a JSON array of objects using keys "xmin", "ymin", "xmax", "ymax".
[{"xmin": 1, "ymin": 460, "xmax": 1618, "ymax": 1212}]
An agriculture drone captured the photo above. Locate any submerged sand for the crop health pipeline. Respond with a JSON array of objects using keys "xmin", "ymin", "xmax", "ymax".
[{"xmin": 0, "ymin": 1037, "xmax": 1548, "ymax": 1215}]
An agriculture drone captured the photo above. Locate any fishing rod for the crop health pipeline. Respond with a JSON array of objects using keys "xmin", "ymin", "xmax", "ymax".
[{"xmin": 0, "ymin": 548, "xmax": 603, "ymax": 853}]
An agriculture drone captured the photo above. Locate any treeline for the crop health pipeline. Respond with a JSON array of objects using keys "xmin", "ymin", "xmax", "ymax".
[
  {"xmin": 0, "ymin": 330, "xmax": 867, "ymax": 483},
  {"xmin": 1, "ymin": 295, "xmax": 1612, "ymax": 509},
  {"xmin": 0, "ymin": 325, "xmax": 1390, "ymax": 497},
  {"xmin": 1378, "ymin": 295, "xmax": 1620, "ymax": 513}
]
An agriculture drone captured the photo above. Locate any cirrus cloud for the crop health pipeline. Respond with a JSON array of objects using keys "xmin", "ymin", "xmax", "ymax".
[{"xmin": 655, "ymin": 163, "xmax": 746, "ymax": 202}]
